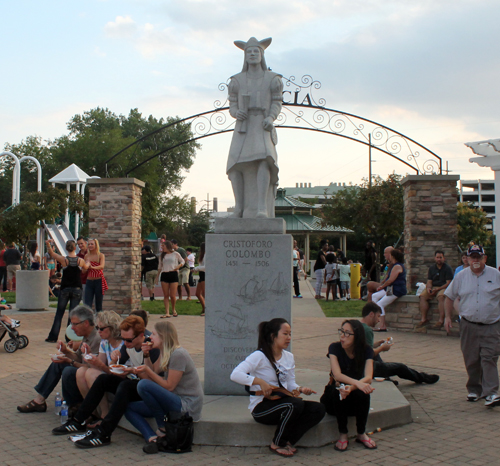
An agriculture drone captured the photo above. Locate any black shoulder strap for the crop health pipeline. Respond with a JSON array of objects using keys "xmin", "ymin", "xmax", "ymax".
[{"xmin": 245, "ymin": 349, "xmax": 283, "ymax": 395}]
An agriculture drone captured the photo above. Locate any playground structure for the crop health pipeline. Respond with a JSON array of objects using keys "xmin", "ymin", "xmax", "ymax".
[{"xmin": 0, "ymin": 152, "xmax": 97, "ymax": 256}]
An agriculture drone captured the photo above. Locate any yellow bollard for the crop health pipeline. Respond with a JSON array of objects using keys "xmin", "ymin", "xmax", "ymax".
[{"xmin": 350, "ymin": 263, "xmax": 361, "ymax": 299}]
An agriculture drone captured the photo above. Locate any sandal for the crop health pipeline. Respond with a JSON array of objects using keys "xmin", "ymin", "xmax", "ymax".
[
  {"xmin": 269, "ymin": 445, "xmax": 294, "ymax": 457},
  {"xmin": 17, "ymin": 400, "xmax": 47, "ymax": 413},
  {"xmin": 286, "ymin": 442, "xmax": 297, "ymax": 453},
  {"xmin": 172, "ymin": 312, "xmax": 178, "ymax": 317},
  {"xmin": 356, "ymin": 437, "xmax": 377, "ymax": 449},
  {"xmin": 160, "ymin": 315, "xmax": 171, "ymax": 319},
  {"xmin": 334, "ymin": 439, "xmax": 349, "ymax": 452}
]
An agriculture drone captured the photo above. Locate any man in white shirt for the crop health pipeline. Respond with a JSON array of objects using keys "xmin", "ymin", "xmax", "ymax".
[{"xmin": 445, "ymin": 245, "xmax": 500, "ymax": 407}]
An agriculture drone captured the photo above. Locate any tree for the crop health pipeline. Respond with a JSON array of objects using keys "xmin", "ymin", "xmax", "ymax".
[
  {"xmin": 457, "ymin": 202, "xmax": 492, "ymax": 250},
  {"xmin": 320, "ymin": 174, "xmax": 405, "ymax": 258},
  {"xmin": 2, "ymin": 107, "xmax": 200, "ymax": 234},
  {"xmin": 0, "ymin": 187, "xmax": 85, "ymax": 267}
]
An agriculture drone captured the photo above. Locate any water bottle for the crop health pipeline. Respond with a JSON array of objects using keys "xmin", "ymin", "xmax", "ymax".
[
  {"xmin": 55, "ymin": 393, "xmax": 62, "ymax": 415},
  {"xmin": 60, "ymin": 401, "xmax": 68, "ymax": 424}
]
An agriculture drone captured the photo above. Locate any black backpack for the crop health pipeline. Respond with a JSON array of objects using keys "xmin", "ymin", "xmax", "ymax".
[{"xmin": 157, "ymin": 412, "xmax": 194, "ymax": 454}]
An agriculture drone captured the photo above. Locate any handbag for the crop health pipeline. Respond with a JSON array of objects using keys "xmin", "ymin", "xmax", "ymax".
[
  {"xmin": 319, "ymin": 373, "xmax": 338, "ymax": 415},
  {"xmin": 245, "ymin": 351, "xmax": 302, "ymax": 400},
  {"xmin": 156, "ymin": 412, "xmax": 194, "ymax": 454}
]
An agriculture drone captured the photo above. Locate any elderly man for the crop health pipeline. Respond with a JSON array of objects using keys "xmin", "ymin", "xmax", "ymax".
[
  {"xmin": 17, "ymin": 305, "xmax": 100, "ymax": 413},
  {"xmin": 417, "ymin": 250, "xmax": 453, "ymax": 329},
  {"xmin": 445, "ymin": 245, "xmax": 500, "ymax": 407}
]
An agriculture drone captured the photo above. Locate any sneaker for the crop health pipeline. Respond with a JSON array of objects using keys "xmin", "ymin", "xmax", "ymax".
[
  {"xmin": 484, "ymin": 395, "xmax": 500, "ymax": 407},
  {"xmin": 11, "ymin": 322, "xmax": 20, "ymax": 328},
  {"xmin": 74, "ymin": 428, "xmax": 111, "ymax": 448},
  {"xmin": 467, "ymin": 393, "xmax": 479, "ymax": 402},
  {"xmin": 293, "ymin": 295, "xmax": 303, "ymax": 299},
  {"xmin": 52, "ymin": 418, "xmax": 87, "ymax": 435}
]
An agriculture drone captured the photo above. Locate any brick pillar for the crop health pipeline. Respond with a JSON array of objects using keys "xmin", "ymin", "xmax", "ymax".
[
  {"xmin": 402, "ymin": 175, "xmax": 460, "ymax": 291},
  {"xmin": 87, "ymin": 178, "xmax": 145, "ymax": 314}
]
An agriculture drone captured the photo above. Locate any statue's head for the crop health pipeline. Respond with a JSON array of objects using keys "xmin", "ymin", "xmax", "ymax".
[{"xmin": 234, "ymin": 37, "xmax": 272, "ymax": 71}]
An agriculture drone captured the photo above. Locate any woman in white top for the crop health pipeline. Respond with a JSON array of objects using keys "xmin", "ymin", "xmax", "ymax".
[
  {"xmin": 230, "ymin": 318, "xmax": 325, "ymax": 458},
  {"xmin": 157, "ymin": 240, "xmax": 184, "ymax": 318},
  {"xmin": 75, "ymin": 310, "xmax": 123, "ymax": 422}
]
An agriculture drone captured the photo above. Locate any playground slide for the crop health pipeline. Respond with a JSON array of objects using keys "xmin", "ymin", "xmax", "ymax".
[{"xmin": 43, "ymin": 222, "xmax": 75, "ymax": 255}]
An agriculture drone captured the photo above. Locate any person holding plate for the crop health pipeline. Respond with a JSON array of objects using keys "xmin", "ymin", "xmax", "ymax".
[{"xmin": 52, "ymin": 315, "xmax": 159, "ymax": 448}]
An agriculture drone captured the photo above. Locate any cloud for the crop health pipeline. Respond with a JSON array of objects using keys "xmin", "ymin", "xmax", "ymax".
[{"xmin": 104, "ymin": 15, "xmax": 137, "ymax": 38}]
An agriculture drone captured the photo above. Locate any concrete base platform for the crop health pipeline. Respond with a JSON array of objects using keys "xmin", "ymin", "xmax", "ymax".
[{"xmin": 119, "ymin": 367, "xmax": 412, "ymax": 446}]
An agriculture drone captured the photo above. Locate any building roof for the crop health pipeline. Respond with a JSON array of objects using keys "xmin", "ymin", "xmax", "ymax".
[
  {"xmin": 49, "ymin": 164, "xmax": 93, "ymax": 184},
  {"xmin": 276, "ymin": 213, "xmax": 353, "ymax": 234},
  {"xmin": 275, "ymin": 189, "xmax": 313, "ymax": 208}
]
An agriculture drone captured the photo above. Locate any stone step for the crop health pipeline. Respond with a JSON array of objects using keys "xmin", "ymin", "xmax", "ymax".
[{"xmin": 119, "ymin": 367, "xmax": 412, "ymax": 447}]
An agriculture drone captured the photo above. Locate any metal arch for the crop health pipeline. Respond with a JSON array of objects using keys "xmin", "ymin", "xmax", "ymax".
[{"xmin": 107, "ymin": 75, "xmax": 443, "ymax": 177}]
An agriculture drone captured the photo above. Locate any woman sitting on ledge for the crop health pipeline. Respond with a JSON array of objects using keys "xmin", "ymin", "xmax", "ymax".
[
  {"xmin": 230, "ymin": 318, "xmax": 325, "ymax": 458},
  {"xmin": 372, "ymin": 248, "xmax": 407, "ymax": 331},
  {"xmin": 320, "ymin": 319, "xmax": 376, "ymax": 452},
  {"xmin": 125, "ymin": 320, "xmax": 203, "ymax": 454}
]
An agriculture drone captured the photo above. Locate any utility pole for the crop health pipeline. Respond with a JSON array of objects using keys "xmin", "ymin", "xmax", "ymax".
[{"xmin": 369, "ymin": 133, "xmax": 372, "ymax": 187}]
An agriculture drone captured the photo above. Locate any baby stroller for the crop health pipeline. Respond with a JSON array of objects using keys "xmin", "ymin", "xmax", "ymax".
[{"xmin": 0, "ymin": 319, "xmax": 29, "ymax": 353}]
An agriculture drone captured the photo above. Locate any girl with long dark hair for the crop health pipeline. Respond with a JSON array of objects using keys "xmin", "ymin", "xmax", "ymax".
[
  {"xmin": 231, "ymin": 318, "xmax": 325, "ymax": 457},
  {"xmin": 320, "ymin": 319, "xmax": 376, "ymax": 451}
]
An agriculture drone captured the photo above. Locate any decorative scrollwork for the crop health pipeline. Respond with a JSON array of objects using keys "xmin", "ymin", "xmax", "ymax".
[
  {"xmin": 282, "ymin": 75, "xmax": 326, "ymax": 107},
  {"xmin": 190, "ymin": 109, "xmax": 234, "ymax": 137}
]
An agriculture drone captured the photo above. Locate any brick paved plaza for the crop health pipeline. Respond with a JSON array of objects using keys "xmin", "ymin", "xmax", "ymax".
[{"xmin": 2, "ymin": 281, "xmax": 498, "ymax": 466}]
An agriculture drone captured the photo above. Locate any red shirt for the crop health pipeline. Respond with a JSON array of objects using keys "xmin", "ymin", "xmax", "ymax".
[{"xmin": 0, "ymin": 249, "xmax": 5, "ymax": 267}]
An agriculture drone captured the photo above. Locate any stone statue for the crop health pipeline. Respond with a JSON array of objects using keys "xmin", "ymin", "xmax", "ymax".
[{"xmin": 227, "ymin": 37, "xmax": 283, "ymax": 218}]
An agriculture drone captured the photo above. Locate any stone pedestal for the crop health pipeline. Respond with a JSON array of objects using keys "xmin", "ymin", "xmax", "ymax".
[
  {"xmin": 402, "ymin": 175, "xmax": 459, "ymax": 291},
  {"xmin": 87, "ymin": 178, "xmax": 144, "ymax": 314},
  {"xmin": 16, "ymin": 270, "xmax": 49, "ymax": 310},
  {"xmin": 204, "ymin": 219, "xmax": 292, "ymax": 395}
]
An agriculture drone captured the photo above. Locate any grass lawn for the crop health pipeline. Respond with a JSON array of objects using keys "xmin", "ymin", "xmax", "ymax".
[
  {"xmin": 140, "ymin": 299, "xmax": 204, "ymax": 316},
  {"xmin": 317, "ymin": 299, "xmax": 364, "ymax": 318}
]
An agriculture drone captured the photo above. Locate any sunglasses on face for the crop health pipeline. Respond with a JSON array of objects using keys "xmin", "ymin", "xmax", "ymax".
[
  {"xmin": 95, "ymin": 326, "xmax": 110, "ymax": 331},
  {"xmin": 122, "ymin": 335, "xmax": 137, "ymax": 343}
]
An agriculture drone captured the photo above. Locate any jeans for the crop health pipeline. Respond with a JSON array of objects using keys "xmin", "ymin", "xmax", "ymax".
[
  {"xmin": 315, "ymin": 269, "xmax": 323, "ymax": 296},
  {"xmin": 35, "ymin": 362, "xmax": 75, "ymax": 401},
  {"xmin": 84, "ymin": 279, "xmax": 103, "ymax": 312},
  {"xmin": 61, "ymin": 366, "xmax": 83, "ymax": 407},
  {"xmin": 0, "ymin": 266, "xmax": 6, "ymax": 291},
  {"xmin": 47, "ymin": 287, "xmax": 82, "ymax": 341},
  {"xmin": 74, "ymin": 374, "xmax": 141, "ymax": 437}
]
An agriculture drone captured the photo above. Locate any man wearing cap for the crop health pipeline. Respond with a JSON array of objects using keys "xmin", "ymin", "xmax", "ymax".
[
  {"xmin": 417, "ymin": 250, "xmax": 453, "ymax": 329},
  {"xmin": 444, "ymin": 245, "xmax": 500, "ymax": 407}
]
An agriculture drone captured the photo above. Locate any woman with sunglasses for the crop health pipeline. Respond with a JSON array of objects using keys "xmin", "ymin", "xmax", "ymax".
[
  {"xmin": 230, "ymin": 318, "xmax": 325, "ymax": 458},
  {"xmin": 76, "ymin": 311, "xmax": 124, "ymax": 423},
  {"xmin": 320, "ymin": 320, "xmax": 376, "ymax": 452},
  {"xmin": 124, "ymin": 320, "xmax": 203, "ymax": 453}
]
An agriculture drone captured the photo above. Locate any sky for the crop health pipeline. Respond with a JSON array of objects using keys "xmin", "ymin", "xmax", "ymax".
[{"xmin": 2, "ymin": 0, "xmax": 500, "ymax": 212}]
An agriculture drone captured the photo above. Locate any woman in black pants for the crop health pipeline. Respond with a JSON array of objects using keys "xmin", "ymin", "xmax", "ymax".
[
  {"xmin": 320, "ymin": 319, "xmax": 376, "ymax": 451},
  {"xmin": 231, "ymin": 318, "xmax": 325, "ymax": 458}
]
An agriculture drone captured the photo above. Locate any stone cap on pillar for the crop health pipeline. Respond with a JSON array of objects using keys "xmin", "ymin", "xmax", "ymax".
[
  {"xmin": 401, "ymin": 174, "xmax": 460, "ymax": 186},
  {"xmin": 86, "ymin": 178, "xmax": 145, "ymax": 188}
]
